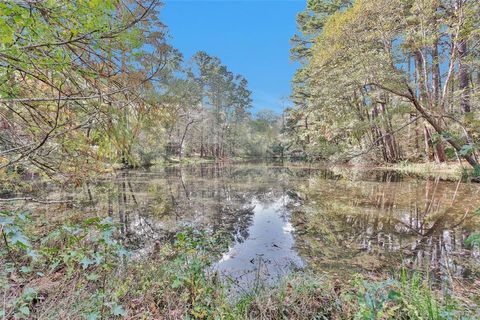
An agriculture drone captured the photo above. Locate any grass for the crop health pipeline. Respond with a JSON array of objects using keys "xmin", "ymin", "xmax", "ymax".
[
  {"xmin": 1, "ymin": 212, "xmax": 479, "ymax": 319},
  {"xmin": 119, "ymin": 267, "xmax": 479, "ymax": 319},
  {"xmin": 163, "ymin": 156, "xmax": 217, "ymax": 165},
  {"xmin": 225, "ymin": 271, "xmax": 478, "ymax": 320},
  {"xmin": 376, "ymin": 161, "xmax": 466, "ymax": 180}
]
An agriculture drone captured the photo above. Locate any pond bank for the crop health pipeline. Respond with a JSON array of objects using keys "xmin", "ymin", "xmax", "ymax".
[
  {"xmin": 2, "ymin": 219, "xmax": 479, "ymax": 319},
  {"xmin": 2, "ymin": 162, "xmax": 479, "ymax": 318},
  {"xmin": 284, "ymin": 160, "xmax": 474, "ymax": 181},
  {"xmin": 374, "ymin": 161, "xmax": 472, "ymax": 181}
]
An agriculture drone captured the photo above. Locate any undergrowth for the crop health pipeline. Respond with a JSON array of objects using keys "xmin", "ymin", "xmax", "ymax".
[{"xmin": 1, "ymin": 209, "xmax": 479, "ymax": 319}]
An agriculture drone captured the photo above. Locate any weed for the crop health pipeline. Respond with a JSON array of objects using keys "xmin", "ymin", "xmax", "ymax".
[
  {"xmin": 2, "ymin": 212, "xmax": 479, "ymax": 319},
  {"xmin": 1, "ymin": 210, "xmax": 127, "ymax": 319}
]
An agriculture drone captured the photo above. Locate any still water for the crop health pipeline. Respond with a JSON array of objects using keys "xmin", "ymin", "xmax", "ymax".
[{"xmin": 79, "ymin": 163, "xmax": 479, "ymax": 287}]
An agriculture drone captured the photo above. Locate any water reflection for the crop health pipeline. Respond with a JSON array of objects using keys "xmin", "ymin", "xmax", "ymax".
[
  {"xmin": 79, "ymin": 163, "xmax": 479, "ymax": 287},
  {"xmin": 96, "ymin": 164, "xmax": 314, "ymax": 260},
  {"xmin": 296, "ymin": 174, "xmax": 480, "ymax": 285},
  {"xmin": 213, "ymin": 196, "xmax": 304, "ymax": 290}
]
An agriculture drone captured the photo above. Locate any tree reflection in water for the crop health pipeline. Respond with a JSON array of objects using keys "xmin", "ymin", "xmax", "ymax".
[
  {"xmin": 79, "ymin": 163, "xmax": 479, "ymax": 288},
  {"xmin": 296, "ymin": 170, "xmax": 480, "ymax": 287}
]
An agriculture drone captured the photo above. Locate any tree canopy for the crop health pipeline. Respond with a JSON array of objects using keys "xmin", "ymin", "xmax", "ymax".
[
  {"xmin": 0, "ymin": 0, "xmax": 282, "ymax": 184},
  {"xmin": 286, "ymin": 0, "xmax": 480, "ymax": 169}
]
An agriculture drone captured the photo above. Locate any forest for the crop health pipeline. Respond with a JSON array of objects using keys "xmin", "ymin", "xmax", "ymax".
[
  {"xmin": 0, "ymin": 0, "xmax": 283, "ymax": 182},
  {"xmin": 0, "ymin": 0, "xmax": 479, "ymax": 319},
  {"xmin": 287, "ymin": 0, "xmax": 480, "ymax": 173},
  {"xmin": 1, "ymin": 0, "xmax": 480, "ymax": 178}
]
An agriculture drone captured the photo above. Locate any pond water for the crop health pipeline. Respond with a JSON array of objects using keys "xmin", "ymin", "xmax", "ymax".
[{"xmin": 53, "ymin": 163, "xmax": 480, "ymax": 288}]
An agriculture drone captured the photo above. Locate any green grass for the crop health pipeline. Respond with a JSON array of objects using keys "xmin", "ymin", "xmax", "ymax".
[{"xmin": 1, "ymin": 214, "xmax": 478, "ymax": 319}]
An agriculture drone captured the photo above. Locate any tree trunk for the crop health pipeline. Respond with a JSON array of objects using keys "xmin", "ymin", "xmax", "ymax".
[
  {"xmin": 179, "ymin": 120, "xmax": 194, "ymax": 160},
  {"xmin": 423, "ymin": 125, "xmax": 434, "ymax": 162},
  {"xmin": 407, "ymin": 87, "xmax": 478, "ymax": 168},
  {"xmin": 456, "ymin": 0, "xmax": 470, "ymax": 113},
  {"xmin": 424, "ymin": 124, "xmax": 446, "ymax": 163},
  {"xmin": 371, "ymin": 105, "xmax": 388, "ymax": 162},
  {"xmin": 379, "ymin": 102, "xmax": 399, "ymax": 162},
  {"xmin": 415, "ymin": 52, "xmax": 434, "ymax": 162},
  {"xmin": 432, "ymin": 39, "xmax": 441, "ymax": 108},
  {"xmin": 458, "ymin": 39, "xmax": 470, "ymax": 113},
  {"xmin": 415, "ymin": 49, "xmax": 446, "ymax": 162}
]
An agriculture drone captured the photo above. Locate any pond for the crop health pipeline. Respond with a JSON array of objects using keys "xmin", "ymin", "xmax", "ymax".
[{"xmin": 45, "ymin": 163, "xmax": 480, "ymax": 290}]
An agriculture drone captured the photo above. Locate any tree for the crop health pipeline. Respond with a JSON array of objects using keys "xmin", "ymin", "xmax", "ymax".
[
  {"xmin": 287, "ymin": 0, "xmax": 480, "ymax": 169},
  {"xmin": 186, "ymin": 52, "xmax": 253, "ymax": 159},
  {"xmin": 0, "ymin": 0, "xmax": 173, "ymax": 175}
]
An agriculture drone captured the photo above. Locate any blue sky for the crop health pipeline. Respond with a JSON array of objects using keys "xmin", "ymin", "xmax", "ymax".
[{"xmin": 161, "ymin": 0, "xmax": 305, "ymax": 114}]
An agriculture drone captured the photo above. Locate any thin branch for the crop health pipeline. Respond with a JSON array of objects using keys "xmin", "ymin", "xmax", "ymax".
[
  {"xmin": 0, "ymin": 197, "xmax": 73, "ymax": 204},
  {"xmin": 346, "ymin": 115, "xmax": 423, "ymax": 160}
]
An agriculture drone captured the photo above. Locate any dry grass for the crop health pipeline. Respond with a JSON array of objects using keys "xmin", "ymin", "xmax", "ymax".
[{"xmin": 377, "ymin": 161, "xmax": 467, "ymax": 180}]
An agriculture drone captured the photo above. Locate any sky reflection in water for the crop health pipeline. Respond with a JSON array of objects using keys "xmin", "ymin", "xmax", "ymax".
[{"xmin": 74, "ymin": 163, "xmax": 480, "ymax": 288}]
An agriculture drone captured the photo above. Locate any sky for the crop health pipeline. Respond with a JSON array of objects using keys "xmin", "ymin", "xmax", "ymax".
[{"xmin": 161, "ymin": 0, "xmax": 305, "ymax": 114}]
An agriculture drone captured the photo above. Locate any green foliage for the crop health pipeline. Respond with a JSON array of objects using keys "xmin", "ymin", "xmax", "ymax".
[
  {"xmin": 39, "ymin": 217, "xmax": 127, "ymax": 276},
  {"xmin": 459, "ymin": 143, "xmax": 478, "ymax": 157},
  {"xmin": 466, "ymin": 208, "xmax": 480, "ymax": 247},
  {"xmin": 1, "ymin": 212, "xmax": 128, "ymax": 319},
  {"xmin": 0, "ymin": 0, "xmax": 280, "ymax": 177},
  {"xmin": 0, "ymin": 0, "xmax": 180, "ymax": 175},
  {"xmin": 0, "ymin": 210, "xmax": 31, "ymax": 250},
  {"xmin": 354, "ymin": 278, "xmax": 398, "ymax": 319},
  {"xmin": 2, "ymin": 212, "xmax": 478, "ymax": 318},
  {"xmin": 219, "ymin": 272, "xmax": 477, "ymax": 320},
  {"xmin": 115, "ymin": 228, "xmax": 229, "ymax": 319},
  {"xmin": 287, "ymin": 0, "xmax": 480, "ymax": 166},
  {"xmin": 349, "ymin": 270, "xmax": 475, "ymax": 320}
]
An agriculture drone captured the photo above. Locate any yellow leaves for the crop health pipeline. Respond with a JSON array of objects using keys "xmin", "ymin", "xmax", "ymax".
[
  {"xmin": 311, "ymin": 0, "xmax": 405, "ymax": 73},
  {"xmin": 311, "ymin": 0, "xmax": 364, "ymax": 65},
  {"xmin": 0, "ymin": 156, "xmax": 9, "ymax": 175},
  {"xmin": 87, "ymin": 0, "xmax": 101, "ymax": 9}
]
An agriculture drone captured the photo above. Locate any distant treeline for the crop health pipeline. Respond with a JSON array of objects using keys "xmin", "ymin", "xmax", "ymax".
[{"xmin": 0, "ymin": 0, "xmax": 283, "ymax": 183}]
